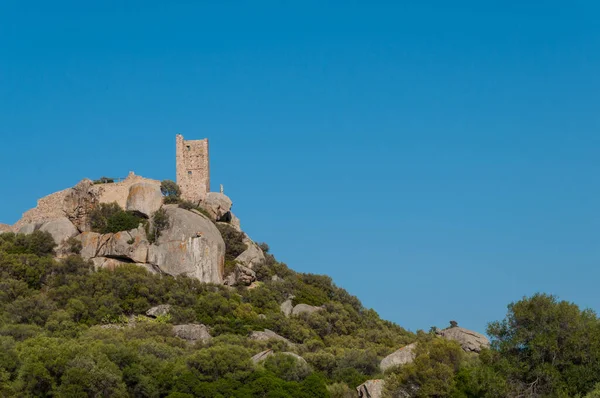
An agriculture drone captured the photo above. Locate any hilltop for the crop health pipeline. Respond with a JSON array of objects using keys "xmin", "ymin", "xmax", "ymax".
[{"xmin": 1, "ymin": 173, "xmax": 600, "ymax": 397}]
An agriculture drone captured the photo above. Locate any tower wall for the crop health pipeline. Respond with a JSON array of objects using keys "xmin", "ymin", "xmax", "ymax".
[{"xmin": 176, "ymin": 134, "xmax": 210, "ymax": 203}]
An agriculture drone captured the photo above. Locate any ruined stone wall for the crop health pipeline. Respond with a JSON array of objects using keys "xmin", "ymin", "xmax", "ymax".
[
  {"xmin": 12, "ymin": 172, "xmax": 160, "ymax": 232},
  {"xmin": 176, "ymin": 134, "xmax": 210, "ymax": 203},
  {"xmin": 14, "ymin": 188, "xmax": 72, "ymax": 231},
  {"xmin": 93, "ymin": 172, "xmax": 160, "ymax": 209}
]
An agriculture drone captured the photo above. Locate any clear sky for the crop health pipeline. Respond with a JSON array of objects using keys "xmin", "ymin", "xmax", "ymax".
[{"xmin": 1, "ymin": 1, "xmax": 599, "ymax": 334}]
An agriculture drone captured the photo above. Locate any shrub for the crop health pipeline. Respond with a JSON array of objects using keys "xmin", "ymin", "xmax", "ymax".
[
  {"xmin": 216, "ymin": 224, "xmax": 247, "ymax": 262},
  {"xmin": 66, "ymin": 237, "xmax": 82, "ymax": 255},
  {"xmin": 148, "ymin": 208, "xmax": 170, "ymax": 244},
  {"xmin": 160, "ymin": 180, "xmax": 181, "ymax": 203},
  {"xmin": 93, "ymin": 177, "xmax": 114, "ymax": 184},
  {"xmin": 90, "ymin": 203, "xmax": 144, "ymax": 234}
]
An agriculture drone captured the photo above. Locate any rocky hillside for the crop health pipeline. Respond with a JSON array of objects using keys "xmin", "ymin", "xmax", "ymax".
[{"xmin": 2, "ymin": 177, "xmax": 600, "ymax": 398}]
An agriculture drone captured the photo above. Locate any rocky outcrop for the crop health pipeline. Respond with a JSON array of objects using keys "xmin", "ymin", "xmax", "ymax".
[
  {"xmin": 230, "ymin": 213, "xmax": 241, "ymax": 231},
  {"xmin": 249, "ymin": 329, "xmax": 293, "ymax": 346},
  {"xmin": 0, "ymin": 224, "xmax": 13, "ymax": 233},
  {"xmin": 438, "ymin": 327, "xmax": 490, "ymax": 353},
  {"xmin": 146, "ymin": 305, "xmax": 172, "ymax": 318},
  {"xmin": 201, "ymin": 192, "xmax": 232, "ymax": 221},
  {"xmin": 17, "ymin": 217, "xmax": 78, "ymax": 245},
  {"xmin": 173, "ymin": 324, "xmax": 211, "ymax": 343},
  {"xmin": 357, "ymin": 379, "xmax": 385, "ymax": 398},
  {"xmin": 79, "ymin": 226, "xmax": 149, "ymax": 263},
  {"xmin": 77, "ymin": 205, "xmax": 224, "ymax": 284},
  {"xmin": 292, "ymin": 304, "xmax": 324, "ymax": 317},
  {"xmin": 280, "ymin": 300, "xmax": 293, "ymax": 317},
  {"xmin": 18, "ymin": 222, "xmax": 42, "ymax": 235},
  {"xmin": 250, "ymin": 349, "xmax": 307, "ymax": 365},
  {"xmin": 14, "ymin": 173, "xmax": 160, "ymax": 233},
  {"xmin": 224, "ymin": 264, "xmax": 256, "ymax": 286},
  {"xmin": 63, "ymin": 179, "xmax": 99, "ymax": 231},
  {"xmin": 38, "ymin": 217, "xmax": 79, "ymax": 244},
  {"xmin": 147, "ymin": 206, "xmax": 225, "ymax": 284},
  {"xmin": 380, "ymin": 343, "xmax": 417, "ymax": 371},
  {"xmin": 91, "ymin": 257, "xmax": 156, "ymax": 273},
  {"xmin": 235, "ymin": 234, "xmax": 265, "ymax": 269},
  {"xmin": 126, "ymin": 182, "xmax": 163, "ymax": 217}
]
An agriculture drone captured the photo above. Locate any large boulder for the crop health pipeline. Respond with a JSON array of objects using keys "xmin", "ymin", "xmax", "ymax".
[
  {"xmin": 126, "ymin": 182, "xmax": 163, "ymax": 217},
  {"xmin": 249, "ymin": 329, "xmax": 293, "ymax": 346},
  {"xmin": 79, "ymin": 226, "xmax": 149, "ymax": 263},
  {"xmin": 146, "ymin": 305, "xmax": 172, "ymax": 318},
  {"xmin": 380, "ymin": 343, "xmax": 417, "ymax": 371},
  {"xmin": 18, "ymin": 222, "xmax": 42, "ymax": 235},
  {"xmin": 200, "ymin": 192, "xmax": 232, "ymax": 221},
  {"xmin": 91, "ymin": 257, "xmax": 156, "ymax": 273},
  {"xmin": 437, "ymin": 327, "xmax": 490, "ymax": 353},
  {"xmin": 357, "ymin": 379, "xmax": 385, "ymax": 398},
  {"xmin": 147, "ymin": 206, "xmax": 225, "ymax": 284},
  {"xmin": 38, "ymin": 217, "xmax": 78, "ymax": 244},
  {"xmin": 173, "ymin": 324, "xmax": 212, "ymax": 343},
  {"xmin": 250, "ymin": 349, "xmax": 307, "ymax": 366},
  {"xmin": 224, "ymin": 264, "xmax": 256, "ymax": 286},
  {"xmin": 63, "ymin": 179, "xmax": 100, "ymax": 232},
  {"xmin": 280, "ymin": 300, "xmax": 293, "ymax": 317},
  {"xmin": 235, "ymin": 234, "xmax": 265, "ymax": 269},
  {"xmin": 292, "ymin": 304, "xmax": 324, "ymax": 317}
]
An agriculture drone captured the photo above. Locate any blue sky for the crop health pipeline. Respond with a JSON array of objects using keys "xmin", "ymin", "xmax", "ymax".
[{"xmin": 1, "ymin": 1, "xmax": 599, "ymax": 334}]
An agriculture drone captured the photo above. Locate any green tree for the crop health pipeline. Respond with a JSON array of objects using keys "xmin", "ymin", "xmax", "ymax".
[
  {"xmin": 160, "ymin": 180, "xmax": 181, "ymax": 204},
  {"xmin": 486, "ymin": 293, "xmax": 600, "ymax": 397}
]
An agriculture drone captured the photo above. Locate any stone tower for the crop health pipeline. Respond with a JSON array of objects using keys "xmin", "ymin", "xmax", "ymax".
[{"xmin": 176, "ymin": 134, "xmax": 210, "ymax": 203}]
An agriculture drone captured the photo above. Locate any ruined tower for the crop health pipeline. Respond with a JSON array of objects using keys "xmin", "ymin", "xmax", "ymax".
[{"xmin": 176, "ymin": 134, "xmax": 210, "ymax": 203}]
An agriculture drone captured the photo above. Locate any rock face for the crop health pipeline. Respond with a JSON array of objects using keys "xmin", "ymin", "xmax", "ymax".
[
  {"xmin": 146, "ymin": 305, "xmax": 172, "ymax": 318},
  {"xmin": 38, "ymin": 217, "xmax": 79, "ymax": 244},
  {"xmin": 18, "ymin": 222, "xmax": 42, "ymax": 235},
  {"xmin": 249, "ymin": 329, "xmax": 293, "ymax": 346},
  {"xmin": 14, "ymin": 173, "xmax": 160, "ymax": 233},
  {"xmin": 357, "ymin": 379, "xmax": 385, "ymax": 398},
  {"xmin": 173, "ymin": 324, "xmax": 211, "ymax": 343},
  {"xmin": 380, "ymin": 343, "xmax": 417, "ymax": 371},
  {"xmin": 235, "ymin": 234, "xmax": 265, "ymax": 269},
  {"xmin": 0, "ymin": 224, "xmax": 12, "ymax": 233},
  {"xmin": 126, "ymin": 182, "xmax": 163, "ymax": 217},
  {"xmin": 438, "ymin": 327, "xmax": 490, "ymax": 353},
  {"xmin": 292, "ymin": 304, "xmax": 324, "ymax": 317},
  {"xmin": 280, "ymin": 300, "xmax": 293, "ymax": 317},
  {"xmin": 17, "ymin": 217, "xmax": 78, "ymax": 245},
  {"xmin": 79, "ymin": 226, "xmax": 149, "ymax": 263},
  {"xmin": 63, "ymin": 179, "xmax": 100, "ymax": 231},
  {"xmin": 77, "ymin": 206, "xmax": 225, "ymax": 284},
  {"xmin": 147, "ymin": 206, "xmax": 225, "ymax": 284},
  {"xmin": 250, "ymin": 349, "xmax": 307, "ymax": 365},
  {"xmin": 224, "ymin": 264, "xmax": 256, "ymax": 286},
  {"xmin": 91, "ymin": 257, "xmax": 156, "ymax": 273},
  {"xmin": 201, "ymin": 192, "xmax": 232, "ymax": 221}
]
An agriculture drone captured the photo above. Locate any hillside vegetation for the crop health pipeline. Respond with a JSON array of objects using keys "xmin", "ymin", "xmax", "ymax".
[{"xmin": 1, "ymin": 231, "xmax": 600, "ymax": 397}]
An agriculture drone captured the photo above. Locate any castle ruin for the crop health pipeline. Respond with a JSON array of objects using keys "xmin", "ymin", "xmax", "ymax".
[{"xmin": 176, "ymin": 134, "xmax": 210, "ymax": 203}]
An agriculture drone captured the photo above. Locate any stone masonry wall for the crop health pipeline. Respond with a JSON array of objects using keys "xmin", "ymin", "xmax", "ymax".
[
  {"xmin": 176, "ymin": 134, "xmax": 210, "ymax": 203},
  {"xmin": 12, "ymin": 172, "xmax": 160, "ymax": 231}
]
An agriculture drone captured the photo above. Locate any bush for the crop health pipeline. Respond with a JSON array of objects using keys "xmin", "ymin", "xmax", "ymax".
[
  {"xmin": 90, "ymin": 203, "xmax": 144, "ymax": 234},
  {"xmin": 93, "ymin": 177, "xmax": 114, "ymax": 184},
  {"xmin": 161, "ymin": 180, "xmax": 181, "ymax": 203},
  {"xmin": 216, "ymin": 224, "xmax": 247, "ymax": 262},
  {"xmin": 148, "ymin": 208, "xmax": 170, "ymax": 244}
]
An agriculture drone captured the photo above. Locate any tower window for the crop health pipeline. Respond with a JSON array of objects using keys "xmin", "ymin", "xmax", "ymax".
[
  {"xmin": 186, "ymin": 145, "xmax": 191, "ymax": 151},
  {"xmin": 188, "ymin": 171, "xmax": 192, "ymax": 176}
]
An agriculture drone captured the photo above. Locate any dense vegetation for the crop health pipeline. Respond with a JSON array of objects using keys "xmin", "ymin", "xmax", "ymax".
[
  {"xmin": 1, "ymin": 231, "xmax": 600, "ymax": 397},
  {"xmin": 0, "ymin": 231, "xmax": 412, "ymax": 397},
  {"xmin": 90, "ymin": 203, "xmax": 146, "ymax": 234}
]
